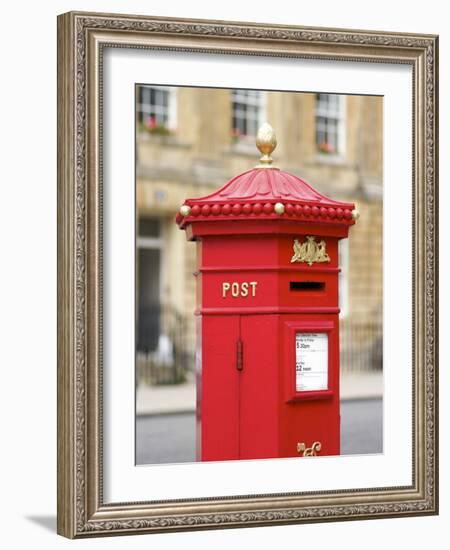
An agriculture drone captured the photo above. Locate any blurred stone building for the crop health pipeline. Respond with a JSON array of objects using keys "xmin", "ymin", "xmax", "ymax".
[{"xmin": 135, "ymin": 86, "xmax": 382, "ymax": 383}]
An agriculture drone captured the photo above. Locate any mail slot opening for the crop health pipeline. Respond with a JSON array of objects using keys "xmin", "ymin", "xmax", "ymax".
[{"xmin": 290, "ymin": 281, "xmax": 325, "ymax": 291}]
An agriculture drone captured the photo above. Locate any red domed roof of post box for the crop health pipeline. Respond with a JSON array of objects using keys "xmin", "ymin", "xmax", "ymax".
[{"xmin": 176, "ymin": 123, "xmax": 360, "ymax": 227}]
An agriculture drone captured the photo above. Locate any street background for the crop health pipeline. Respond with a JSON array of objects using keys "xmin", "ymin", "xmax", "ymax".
[
  {"xmin": 137, "ymin": 399, "xmax": 383, "ymax": 464},
  {"xmin": 136, "ymin": 372, "xmax": 383, "ymax": 464},
  {"xmin": 0, "ymin": 1, "xmax": 446, "ymax": 550}
]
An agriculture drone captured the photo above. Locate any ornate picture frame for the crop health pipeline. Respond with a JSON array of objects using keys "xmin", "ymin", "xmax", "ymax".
[{"xmin": 57, "ymin": 11, "xmax": 438, "ymax": 538}]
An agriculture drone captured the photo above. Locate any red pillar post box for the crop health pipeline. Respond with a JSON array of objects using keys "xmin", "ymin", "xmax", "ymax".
[{"xmin": 176, "ymin": 123, "xmax": 359, "ymax": 461}]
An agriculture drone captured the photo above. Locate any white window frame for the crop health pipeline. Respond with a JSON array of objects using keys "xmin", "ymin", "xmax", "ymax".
[
  {"xmin": 231, "ymin": 89, "xmax": 266, "ymax": 143},
  {"xmin": 315, "ymin": 93, "xmax": 346, "ymax": 159},
  {"xmin": 137, "ymin": 85, "xmax": 177, "ymax": 131}
]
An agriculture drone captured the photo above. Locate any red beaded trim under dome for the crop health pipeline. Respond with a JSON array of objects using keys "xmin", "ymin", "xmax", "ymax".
[{"xmin": 176, "ymin": 197, "xmax": 355, "ymax": 226}]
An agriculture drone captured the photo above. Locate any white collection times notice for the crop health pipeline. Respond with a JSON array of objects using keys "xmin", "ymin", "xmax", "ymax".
[{"xmin": 295, "ymin": 332, "xmax": 328, "ymax": 392}]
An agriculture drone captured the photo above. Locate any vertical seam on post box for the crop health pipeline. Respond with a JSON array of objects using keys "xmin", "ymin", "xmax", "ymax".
[{"xmin": 238, "ymin": 315, "xmax": 242, "ymax": 459}]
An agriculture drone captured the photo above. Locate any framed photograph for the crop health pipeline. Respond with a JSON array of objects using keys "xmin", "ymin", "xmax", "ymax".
[{"xmin": 57, "ymin": 11, "xmax": 438, "ymax": 538}]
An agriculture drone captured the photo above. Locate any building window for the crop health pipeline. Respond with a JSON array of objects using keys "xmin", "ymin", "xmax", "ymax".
[
  {"xmin": 231, "ymin": 89, "xmax": 266, "ymax": 143},
  {"xmin": 137, "ymin": 85, "xmax": 177, "ymax": 134},
  {"xmin": 315, "ymin": 93, "xmax": 345, "ymax": 156}
]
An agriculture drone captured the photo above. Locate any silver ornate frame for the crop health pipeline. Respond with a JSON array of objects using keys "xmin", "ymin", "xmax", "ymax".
[{"xmin": 57, "ymin": 11, "xmax": 438, "ymax": 538}]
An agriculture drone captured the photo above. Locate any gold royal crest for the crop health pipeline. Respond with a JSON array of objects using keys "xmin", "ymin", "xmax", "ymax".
[{"xmin": 291, "ymin": 236, "xmax": 330, "ymax": 266}]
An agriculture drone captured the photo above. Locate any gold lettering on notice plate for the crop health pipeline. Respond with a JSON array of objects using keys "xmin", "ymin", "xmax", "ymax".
[{"xmin": 222, "ymin": 281, "xmax": 258, "ymax": 298}]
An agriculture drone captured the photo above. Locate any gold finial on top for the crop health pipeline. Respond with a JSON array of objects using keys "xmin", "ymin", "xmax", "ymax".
[{"xmin": 255, "ymin": 123, "xmax": 278, "ymax": 169}]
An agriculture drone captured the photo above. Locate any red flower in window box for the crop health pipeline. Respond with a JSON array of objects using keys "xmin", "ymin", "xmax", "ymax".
[
  {"xmin": 147, "ymin": 115, "xmax": 157, "ymax": 129},
  {"xmin": 318, "ymin": 142, "xmax": 335, "ymax": 154},
  {"xmin": 231, "ymin": 127, "xmax": 242, "ymax": 143},
  {"xmin": 139, "ymin": 115, "xmax": 172, "ymax": 136}
]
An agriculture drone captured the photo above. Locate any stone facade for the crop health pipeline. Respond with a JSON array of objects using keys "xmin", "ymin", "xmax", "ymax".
[{"xmin": 136, "ymin": 87, "xmax": 383, "ymax": 368}]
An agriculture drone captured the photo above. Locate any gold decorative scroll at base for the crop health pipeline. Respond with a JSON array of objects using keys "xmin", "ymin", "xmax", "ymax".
[{"xmin": 297, "ymin": 441, "xmax": 322, "ymax": 457}]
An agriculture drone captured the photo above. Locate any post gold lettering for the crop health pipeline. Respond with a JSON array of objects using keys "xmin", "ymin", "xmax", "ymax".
[{"xmin": 221, "ymin": 281, "xmax": 258, "ymax": 298}]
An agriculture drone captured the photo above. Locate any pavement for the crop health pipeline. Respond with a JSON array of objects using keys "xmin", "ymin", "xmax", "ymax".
[
  {"xmin": 137, "ymin": 379, "xmax": 196, "ymax": 415},
  {"xmin": 340, "ymin": 371, "xmax": 383, "ymax": 400},
  {"xmin": 136, "ymin": 371, "xmax": 383, "ymax": 416}
]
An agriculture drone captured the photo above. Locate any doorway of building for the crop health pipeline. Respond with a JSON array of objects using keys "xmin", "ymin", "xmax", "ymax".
[{"xmin": 137, "ymin": 218, "xmax": 162, "ymax": 353}]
